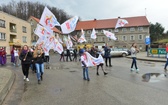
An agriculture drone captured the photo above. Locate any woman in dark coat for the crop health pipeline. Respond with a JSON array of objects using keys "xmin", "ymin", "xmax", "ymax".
[{"xmin": 19, "ymin": 45, "xmax": 32, "ymax": 82}]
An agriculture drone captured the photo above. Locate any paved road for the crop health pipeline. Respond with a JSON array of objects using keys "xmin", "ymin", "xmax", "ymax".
[{"xmin": 2, "ymin": 55, "xmax": 168, "ymax": 105}]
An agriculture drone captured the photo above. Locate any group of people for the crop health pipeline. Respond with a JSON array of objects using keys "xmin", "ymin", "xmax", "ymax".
[
  {"xmin": 59, "ymin": 48, "xmax": 78, "ymax": 62},
  {"xmin": 11, "ymin": 45, "xmax": 45, "ymax": 84},
  {"xmin": 0, "ymin": 42, "xmax": 156, "ymax": 84}
]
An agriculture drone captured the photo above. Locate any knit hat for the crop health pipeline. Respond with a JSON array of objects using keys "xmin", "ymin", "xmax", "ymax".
[{"xmin": 79, "ymin": 49, "xmax": 85, "ymax": 54}]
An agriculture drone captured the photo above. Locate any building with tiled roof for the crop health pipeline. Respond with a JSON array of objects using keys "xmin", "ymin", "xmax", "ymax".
[
  {"xmin": 75, "ymin": 16, "xmax": 150, "ymax": 51},
  {"xmin": 27, "ymin": 16, "xmax": 62, "ymax": 45}
]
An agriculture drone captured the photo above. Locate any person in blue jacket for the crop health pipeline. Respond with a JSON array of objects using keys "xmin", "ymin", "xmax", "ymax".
[{"xmin": 104, "ymin": 43, "xmax": 112, "ymax": 67}]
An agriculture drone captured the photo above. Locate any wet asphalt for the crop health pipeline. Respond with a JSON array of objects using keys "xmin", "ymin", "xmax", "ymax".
[{"xmin": 2, "ymin": 54, "xmax": 168, "ymax": 105}]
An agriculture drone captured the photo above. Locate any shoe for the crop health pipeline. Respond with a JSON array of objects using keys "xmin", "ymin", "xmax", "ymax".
[
  {"xmin": 136, "ymin": 69, "xmax": 139, "ymax": 73},
  {"xmin": 38, "ymin": 80, "xmax": 41, "ymax": 84},
  {"xmin": 130, "ymin": 68, "xmax": 134, "ymax": 72},
  {"xmin": 109, "ymin": 65, "xmax": 112, "ymax": 67},
  {"xmin": 164, "ymin": 68, "xmax": 167, "ymax": 71},
  {"xmin": 26, "ymin": 78, "xmax": 29, "ymax": 82},
  {"xmin": 106, "ymin": 65, "xmax": 108, "ymax": 67},
  {"xmin": 41, "ymin": 75, "xmax": 43, "ymax": 81},
  {"xmin": 87, "ymin": 78, "xmax": 90, "ymax": 81},
  {"xmin": 83, "ymin": 78, "xmax": 87, "ymax": 80},
  {"xmin": 23, "ymin": 76, "xmax": 26, "ymax": 80},
  {"xmin": 104, "ymin": 72, "xmax": 108, "ymax": 75},
  {"xmin": 96, "ymin": 72, "xmax": 99, "ymax": 76}
]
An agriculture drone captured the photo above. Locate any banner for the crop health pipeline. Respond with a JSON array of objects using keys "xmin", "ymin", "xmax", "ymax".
[
  {"xmin": 115, "ymin": 19, "xmax": 128, "ymax": 29},
  {"xmin": 90, "ymin": 28, "xmax": 97, "ymax": 39},
  {"xmin": 39, "ymin": 7, "xmax": 60, "ymax": 30},
  {"xmin": 61, "ymin": 16, "xmax": 78, "ymax": 34},
  {"xmin": 103, "ymin": 30, "xmax": 117, "ymax": 40},
  {"xmin": 85, "ymin": 52, "xmax": 104, "ymax": 67}
]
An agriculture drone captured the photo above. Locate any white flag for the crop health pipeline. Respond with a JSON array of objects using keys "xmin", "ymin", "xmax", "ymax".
[
  {"xmin": 115, "ymin": 19, "xmax": 128, "ymax": 29},
  {"xmin": 61, "ymin": 16, "xmax": 78, "ymax": 34},
  {"xmin": 78, "ymin": 29, "xmax": 86, "ymax": 43},
  {"xmin": 34, "ymin": 24, "xmax": 53, "ymax": 38},
  {"xmin": 39, "ymin": 7, "xmax": 60, "ymax": 30},
  {"xmin": 53, "ymin": 39, "xmax": 63, "ymax": 54},
  {"xmin": 67, "ymin": 35, "xmax": 73, "ymax": 48},
  {"xmin": 90, "ymin": 28, "xmax": 97, "ymax": 39},
  {"xmin": 85, "ymin": 52, "xmax": 104, "ymax": 67},
  {"xmin": 103, "ymin": 30, "xmax": 117, "ymax": 40}
]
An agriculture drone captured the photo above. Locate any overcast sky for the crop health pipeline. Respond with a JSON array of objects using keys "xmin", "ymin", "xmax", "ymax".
[{"xmin": 1, "ymin": 0, "xmax": 168, "ymax": 31}]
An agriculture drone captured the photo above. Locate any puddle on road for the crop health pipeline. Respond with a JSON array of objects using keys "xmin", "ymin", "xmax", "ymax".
[
  {"xmin": 142, "ymin": 73, "xmax": 167, "ymax": 82},
  {"xmin": 69, "ymin": 70, "xmax": 77, "ymax": 72}
]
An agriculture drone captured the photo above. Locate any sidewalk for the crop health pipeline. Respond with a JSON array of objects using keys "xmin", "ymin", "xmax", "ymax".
[
  {"xmin": 126, "ymin": 52, "xmax": 166, "ymax": 62},
  {"xmin": 0, "ymin": 68, "xmax": 15, "ymax": 105}
]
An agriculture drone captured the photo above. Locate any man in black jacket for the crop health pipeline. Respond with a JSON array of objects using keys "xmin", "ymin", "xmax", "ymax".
[{"xmin": 66, "ymin": 49, "xmax": 72, "ymax": 61}]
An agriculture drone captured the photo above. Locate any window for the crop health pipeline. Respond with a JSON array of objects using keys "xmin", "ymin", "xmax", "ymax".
[
  {"xmin": 116, "ymin": 36, "xmax": 119, "ymax": 40},
  {"xmin": 138, "ymin": 35, "xmax": 143, "ymax": 40},
  {"xmin": 130, "ymin": 28, "xmax": 135, "ymax": 32},
  {"xmin": 108, "ymin": 29, "xmax": 112, "ymax": 32},
  {"xmin": 0, "ymin": 32, "xmax": 6, "ymax": 40},
  {"xmin": 0, "ymin": 19, "xmax": 5, "ymax": 28},
  {"xmin": 122, "ymin": 28, "xmax": 127, "ymax": 32},
  {"xmin": 87, "ymin": 30, "xmax": 91, "ymax": 34},
  {"xmin": 102, "ymin": 37, "xmax": 105, "ymax": 42},
  {"xmin": 122, "ymin": 36, "xmax": 127, "ymax": 41},
  {"xmin": 130, "ymin": 35, "xmax": 134, "ymax": 40},
  {"xmin": 114, "ymin": 29, "xmax": 119, "ymax": 32},
  {"xmin": 22, "ymin": 26, "xmax": 27, "ymax": 33},
  {"xmin": 101, "ymin": 30, "xmax": 104, "ymax": 33},
  {"xmin": 22, "ymin": 36, "xmax": 27, "ymax": 43},
  {"xmin": 138, "ymin": 27, "xmax": 143, "ymax": 31}
]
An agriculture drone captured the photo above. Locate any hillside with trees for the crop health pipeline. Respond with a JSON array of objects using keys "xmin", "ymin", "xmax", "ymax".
[{"xmin": 0, "ymin": 0, "xmax": 71, "ymax": 23}]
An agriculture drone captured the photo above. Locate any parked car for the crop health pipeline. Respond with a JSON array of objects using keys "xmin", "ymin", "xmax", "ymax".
[
  {"xmin": 102, "ymin": 48, "xmax": 129, "ymax": 57},
  {"xmin": 118, "ymin": 48, "xmax": 131, "ymax": 55}
]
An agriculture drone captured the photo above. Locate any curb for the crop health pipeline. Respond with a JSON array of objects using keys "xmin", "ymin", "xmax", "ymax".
[
  {"xmin": 0, "ymin": 69, "xmax": 15, "ymax": 105},
  {"xmin": 126, "ymin": 56, "xmax": 166, "ymax": 63}
]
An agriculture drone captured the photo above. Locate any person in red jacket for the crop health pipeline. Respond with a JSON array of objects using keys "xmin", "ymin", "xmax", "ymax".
[
  {"xmin": 164, "ymin": 43, "xmax": 168, "ymax": 71},
  {"xmin": 0, "ymin": 47, "xmax": 2, "ymax": 65},
  {"xmin": 1, "ymin": 47, "xmax": 7, "ymax": 65}
]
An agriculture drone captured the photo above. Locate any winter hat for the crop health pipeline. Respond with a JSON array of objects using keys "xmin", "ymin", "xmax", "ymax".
[{"xmin": 79, "ymin": 49, "xmax": 85, "ymax": 54}]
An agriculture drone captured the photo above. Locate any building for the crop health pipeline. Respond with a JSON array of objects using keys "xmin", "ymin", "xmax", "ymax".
[
  {"xmin": 0, "ymin": 11, "xmax": 31, "ymax": 54},
  {"xmin": 75, "ymin": 16, "xmax": 150, "ymax": 50},
  {"xmin": 27, "ymin": 16, "xmax": 62, "ymax": 46}
]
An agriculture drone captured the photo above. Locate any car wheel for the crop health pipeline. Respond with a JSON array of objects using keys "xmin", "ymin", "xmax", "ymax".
[{"xmin": 122, "ymin": 53, "xmax": 127, "ymax": 57}]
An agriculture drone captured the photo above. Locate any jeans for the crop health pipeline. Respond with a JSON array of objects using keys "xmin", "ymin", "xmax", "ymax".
[
  {"xmin": 35, "ymin": 63, "xmax": 44, "ymax": 80},
  {"xmin": 45, "ymin": 56, "xmax": 50, "ymax": 63},
  {"xmin": 131, "ymin": 57, "xmax": 138, "ymax": 69},
  {"xmin": 83, "ymin": 67, "xmax": 89, "ymax": 79},
  {"xmin": 164, "ymin": 58, "xmax": 168, "ymax": 69}
]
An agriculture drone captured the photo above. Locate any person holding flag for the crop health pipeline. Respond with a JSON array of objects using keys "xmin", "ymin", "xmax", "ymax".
[{"xmin": 80, "ymin": 49, "xmax": 90, "ymax": 81}]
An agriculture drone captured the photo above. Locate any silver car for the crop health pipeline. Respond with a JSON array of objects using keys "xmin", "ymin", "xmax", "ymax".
[{"xmin": 102, "ymin": 48, "xmax": 128, "ymax": 57}]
